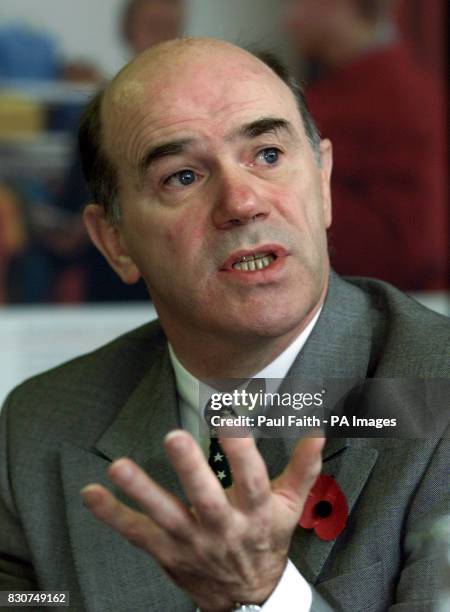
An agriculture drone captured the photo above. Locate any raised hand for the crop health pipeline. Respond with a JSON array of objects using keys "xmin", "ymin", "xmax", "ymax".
[{"xmin": 81, "ymin": 431, "xmax": 324, "ymax": 612}]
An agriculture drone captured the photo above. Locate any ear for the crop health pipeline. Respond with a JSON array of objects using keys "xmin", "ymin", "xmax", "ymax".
[
  {"xmin": 319, "ymin": 138, "xmax": 333, "ymax": 229},
  {"xmin": 83, "ymin": 204, "xmax": 142, "ymax": 284}
]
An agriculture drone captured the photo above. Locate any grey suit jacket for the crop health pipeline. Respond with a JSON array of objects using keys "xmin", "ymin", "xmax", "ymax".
[{"xmin": 0, "ymin": 272, "xmax": 449, "ymax": 612}]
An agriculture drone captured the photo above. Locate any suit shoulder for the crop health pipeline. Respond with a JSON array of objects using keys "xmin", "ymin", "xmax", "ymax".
[
  {"xmin": 14, "ymin": 318, "xmax": 165, "ymax": 388},
  {"xmin": 345, "ymin": 276, "xmax": 450, "ymax": 376},
  {"xmin": 2, "ymin": 319, "xmax": 167, "ymax": 439}
]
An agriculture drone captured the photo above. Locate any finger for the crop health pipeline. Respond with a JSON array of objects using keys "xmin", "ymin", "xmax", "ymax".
[
  {"xmin": 80, "ymin": 483, "xmax": 170, "ymax": 555},
  {"xmin": 107, "ymin": 458, "xmax": 194, "ymax": 538},
  {"xmin": 164, "ymin": 430, "xmax": 230, "ymax": 529},
  {"xmin": 272, "ymin": 436, "xmax": 325, "ymax": 513},
  {"xmin": 219, "ymin": 435, "xmax": 271, "ymax": 512}
]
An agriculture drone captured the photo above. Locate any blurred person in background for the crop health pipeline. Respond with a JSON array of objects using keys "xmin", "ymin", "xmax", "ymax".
[
  {"xmin": 122, "ymin": 0, "xmax": 186, "ymax": 55},
  {"xmin": 283, "ymin": 0, "xmax": 447, "ymax": 291},
  {"xmin": 0, "ymin": 19, "xmax": 101, "ymax": 303}
]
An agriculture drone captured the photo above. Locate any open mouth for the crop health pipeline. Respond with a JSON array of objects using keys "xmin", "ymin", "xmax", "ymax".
[
  {"xmin": 220, "ymin": 245, "xmax": 288, "ymax": 274},
  {"xmin": 232, "ymin": 252, "xmax": 277, "ymax": 272}
]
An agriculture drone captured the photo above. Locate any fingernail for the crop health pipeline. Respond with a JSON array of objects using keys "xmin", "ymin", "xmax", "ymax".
[
  {"xmin": 112, "ymin": 459, "xmax": 134, "ymax": 482},
  {"xmin": 80, "ymin": 485, "xmax": 100, "ymax": 504},
  {"xmin": 164, "ymin": 429, "xmax": 185, "ymax": 443},
  {"xmin": 165, "ymin": 430, "xmax": 189, "ymax": 453}
]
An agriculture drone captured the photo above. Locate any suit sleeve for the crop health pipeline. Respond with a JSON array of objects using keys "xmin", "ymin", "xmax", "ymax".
[
  {"xmin": 388, "ymin": 432, "xmax": 450, "ymax": 610},
  {"xmin": 0, "ymin": 394, "xmax": 38, "ymax": 591}
]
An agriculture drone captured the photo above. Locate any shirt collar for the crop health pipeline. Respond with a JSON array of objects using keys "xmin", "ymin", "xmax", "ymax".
[{"xmin": 169, "ymin": 306, "xmax": 322, "ymax": 412}]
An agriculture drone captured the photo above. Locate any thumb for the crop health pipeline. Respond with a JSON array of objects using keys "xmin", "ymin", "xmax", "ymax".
[{"xmin": 272, "ymin": 436, "xmax": 325, "ymax": 514}]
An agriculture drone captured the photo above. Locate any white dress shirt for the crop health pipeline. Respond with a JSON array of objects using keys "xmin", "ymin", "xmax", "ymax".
[{"xmin": 168, "ymin": 307, "xmax": 322, "ymax": 611}]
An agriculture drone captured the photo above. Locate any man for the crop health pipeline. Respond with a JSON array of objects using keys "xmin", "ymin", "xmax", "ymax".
[
  {"xmin": 283, "ymin": 0, "xmax": 447, "ymax": 291},
  {"xmin": 0, "ymin": 39, "xmax": 448, "ymax": 611}
]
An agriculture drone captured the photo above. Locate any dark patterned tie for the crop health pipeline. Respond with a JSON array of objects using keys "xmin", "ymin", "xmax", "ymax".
[
  {"xmin": 203, "ymin": 379, "xmax": 266, "ymax": 489},
  {"xmin": 208, "ymin": 436, "xmax": 233, "ymax": 488},
  {"xmin": 204, "ymin": 398, "xmax": 234, "ymax": 488}
]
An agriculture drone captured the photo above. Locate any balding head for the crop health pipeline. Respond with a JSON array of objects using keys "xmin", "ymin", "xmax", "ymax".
[
  {"xmin": 79, "ymin": 38, "xmax": 321, "ymax": 222},
  {"xmin": 105, "ymin": 39, "xmax": 257, "ymax": 114},
  {"xmin": 105, "ymin": 38, "xmax": 292, "ymax": 122}
]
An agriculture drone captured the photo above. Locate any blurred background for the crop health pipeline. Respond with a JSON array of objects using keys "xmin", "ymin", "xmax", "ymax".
[{"xmin": 0, "ymin": 0, "xmax": 448, "ymax": 400}]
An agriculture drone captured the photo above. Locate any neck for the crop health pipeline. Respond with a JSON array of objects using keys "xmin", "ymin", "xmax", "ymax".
[{"xmin": 164, "ymin": 293, "xmax": 326, "ymax": 379}]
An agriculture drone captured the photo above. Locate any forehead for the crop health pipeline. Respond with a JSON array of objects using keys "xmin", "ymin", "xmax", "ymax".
[{"xmin": 103, "ymin": 49, "xmax": 302, "ymax": 165}]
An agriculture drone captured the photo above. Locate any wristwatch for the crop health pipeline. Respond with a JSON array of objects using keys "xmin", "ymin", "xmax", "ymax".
[{"xmin": 197, "ymin": 603, "xmax": 262, "ymax": 612}]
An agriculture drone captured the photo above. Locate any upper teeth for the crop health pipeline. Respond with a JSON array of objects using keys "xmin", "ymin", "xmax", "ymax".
[{"xmin": 233, "ymin": 253, "xmax": 276, "ymax": 271}]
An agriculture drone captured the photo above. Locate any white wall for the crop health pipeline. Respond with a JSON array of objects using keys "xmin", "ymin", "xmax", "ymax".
[
  {"xmin": 0, "ymin": 0, "xmax": 285, "ymax": 77},
  {"xmin": 0, "ymin": 304, "xmax": 157, "ymax": 406},
  {"xmin": 186, "ymin": 0, "xmax": 285, "ymax": 51},
  {"xmin": 0, "ymin": 0, "xmax": 127, "ymax": 76}
]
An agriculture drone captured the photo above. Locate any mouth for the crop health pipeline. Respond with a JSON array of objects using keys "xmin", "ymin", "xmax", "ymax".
[
  {"xmin": 220, "ymin": 245, "xmax": 288, "ymax": 273},
  {"xmin": 233, "ymin": 252, "xmax": 276, "ymax": 272}
]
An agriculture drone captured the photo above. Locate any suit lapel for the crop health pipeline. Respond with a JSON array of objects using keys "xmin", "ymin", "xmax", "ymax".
[
  {"xmin": 290, "ymin": 443, "xmax": 378, "ymax": 584},
  {"xmin": 290, "ymin": 271, "xmax": 376, "ymax": 381},
  {"xmin": 60, "ymin": 347, "xmax": 193, "ymax": 612},
  {"xmin": 257, "ymin": 434, "xmax": 378, "ymax": 584},
  {"xmin": 258, "ymin": 272, "xmax": 379, "ymax": 583}
]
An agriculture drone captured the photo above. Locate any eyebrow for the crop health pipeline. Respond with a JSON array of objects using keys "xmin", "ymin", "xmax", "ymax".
[
  {"xmin": 137, "ymin": 117, "xmax": 295, "ymax": 181},
  {"xmin": 137, "ymin": 139, "xmax": 193, "ymax": 181},
  {"xmin": 231, "ymin": 117, "xmax": 295, "ymax": 140}
]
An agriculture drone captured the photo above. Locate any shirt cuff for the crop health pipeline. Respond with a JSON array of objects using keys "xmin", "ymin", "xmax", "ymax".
[{"xmin": 262, "ymin": 558, "xmax": 312, "ymax": 611}]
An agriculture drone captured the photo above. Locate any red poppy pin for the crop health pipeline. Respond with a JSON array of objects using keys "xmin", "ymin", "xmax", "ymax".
[{"xmin": 299, "ymin": 474, "xmax": 349, "ymax": 541}]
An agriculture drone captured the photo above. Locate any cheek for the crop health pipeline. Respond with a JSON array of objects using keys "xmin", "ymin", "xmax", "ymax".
[
  {"xmin": 277, "ymin": 172, "xmax": 325, "ymax": 233},
  {"xmin": 164, "ymin": 213, "xmax": 205, "ymax": 259},
  {"xmin": 165, "ymin": 221, "xmax": 181, "ymax": 254},
  {"xmin": 271, "ymin": 172, "xmax": 308, "ymax": 218}
]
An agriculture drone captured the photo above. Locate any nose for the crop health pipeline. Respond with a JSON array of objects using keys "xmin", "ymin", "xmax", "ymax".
[{"xmin": 212, "ymin": 168, "xmax": 271, "ymax": 229}]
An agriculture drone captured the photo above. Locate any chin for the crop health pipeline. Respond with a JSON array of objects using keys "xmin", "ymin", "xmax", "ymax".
[{"xmin": 230, "ymin": 302, "xmax": 314, "ymax": 340}]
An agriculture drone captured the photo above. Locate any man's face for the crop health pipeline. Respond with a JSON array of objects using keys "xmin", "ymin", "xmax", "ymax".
[
  {"xmin": 102, "ymin": 44, "xmax": 332, "ymax": 345},
  {"xmin": 127, "ymin": 0, "xmax": 184, "ymax": 54}
]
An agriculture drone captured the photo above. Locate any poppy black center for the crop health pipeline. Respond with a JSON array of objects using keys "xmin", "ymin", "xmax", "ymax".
[{"xmin": 314, "ymin": 500, "xmax": 333, "ymax": 519}]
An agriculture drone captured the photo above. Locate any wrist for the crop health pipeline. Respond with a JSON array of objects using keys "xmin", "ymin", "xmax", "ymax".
[{"xmin": 197, "ymin": 558, "xmax": 286, "ymax": 612}]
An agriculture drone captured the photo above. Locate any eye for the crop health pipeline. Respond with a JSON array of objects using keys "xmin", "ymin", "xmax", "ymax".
[
  {"xmin": 164, "ymin": 169, "xmax": 197, "ymax": 187},
  {"xmin": 256, "ymin": 147, "xmax": 282, "ymax": 166}
]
